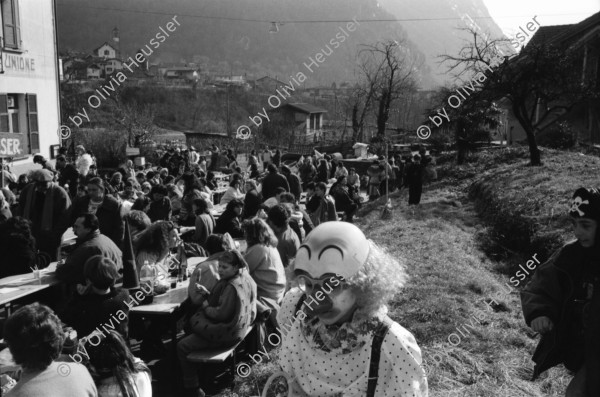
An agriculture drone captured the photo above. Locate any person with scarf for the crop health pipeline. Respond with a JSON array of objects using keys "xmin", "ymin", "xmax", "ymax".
[
  {"xmin": 19, "ymin": 169, "xmax": 71, "ymax": 260},
  {"xmin": 522, "ymin": 187, "xmax": 600, "ymax": 396},
  {"xmin": 275, "ymin": 222, "xmax": 428, "ymax": 396}
]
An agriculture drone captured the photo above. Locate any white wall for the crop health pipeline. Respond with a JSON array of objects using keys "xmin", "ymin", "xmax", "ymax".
[{"xmin": 1, "ymin": 0, "xmax": 60, "ymax": 174}]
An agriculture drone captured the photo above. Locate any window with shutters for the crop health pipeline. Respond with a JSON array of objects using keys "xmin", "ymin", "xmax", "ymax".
[
  {"xmin": 0, "ymin": 94, "xmax": 21, "ymax": 133},
  {"xmin": 1, "ymin": 0, "xmax": 21, "ymax": 50},
  {"xmin": 26, "ymin": 94, "xmax": 38, "ymax": 152}
]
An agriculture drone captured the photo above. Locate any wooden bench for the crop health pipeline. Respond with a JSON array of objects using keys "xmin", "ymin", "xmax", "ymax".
[{"xmin": 186, "ymin": 323, "xmax": 255, "ymax": 383}]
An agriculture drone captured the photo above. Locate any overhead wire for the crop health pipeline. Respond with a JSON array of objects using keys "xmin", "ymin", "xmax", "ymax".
[{"xmin": 54, "ymin": 2, "xmax": 593, "ymax": 25}]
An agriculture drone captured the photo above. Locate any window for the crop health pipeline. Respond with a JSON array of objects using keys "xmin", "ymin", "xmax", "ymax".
[
  {"xmin": 1, "ymin": 0, "xmax": 21, "ymax": 49},
  {"xmin": 0, "ymin": 93, "xmax": 38, "ymax": 153},
  {"xmin": 104, "ymin": 49, "xmax": 109, "ymax": 56}
]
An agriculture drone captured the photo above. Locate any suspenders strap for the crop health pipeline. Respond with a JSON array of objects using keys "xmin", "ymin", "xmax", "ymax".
[{"xmin": 367, "ymin": 316, "xmax": 393, "ymax": 397}]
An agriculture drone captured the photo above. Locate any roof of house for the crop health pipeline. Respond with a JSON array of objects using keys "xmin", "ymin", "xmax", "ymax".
[
  {"xmin": 527, "ymin": 25, "xmax": 573, "ymax": 47},
  {"xmin": 93, "ymin": 42, "xmax": 117, "ymax": 54},
  {"xmin": 255, "ymin": 76, "xmax": 286, "ymax": 85},
  {"xmin": 165, "ymin": 67, "xmax": 196, "ymax": 72},
  {"xmin": 283, "ymin": 103, "xmax": 328, "ymax": 114},
  {"xmin": 527, "ymin": 11, "xmax": 600, "ymax": 48}
]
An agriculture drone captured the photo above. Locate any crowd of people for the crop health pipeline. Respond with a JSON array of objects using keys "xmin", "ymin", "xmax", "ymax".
[{"xmin": 0, "ymin": 143, "xmax": 436, "ymax": 397}]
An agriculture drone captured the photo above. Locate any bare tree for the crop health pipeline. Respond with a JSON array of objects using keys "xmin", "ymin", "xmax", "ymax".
[
  {"xmin": 352, "ymin": 40, "xmax": 421, "ymax": 140},
  {"xmin": 441, "ymin": 27, "xmax": 594, "ymax": 165}
]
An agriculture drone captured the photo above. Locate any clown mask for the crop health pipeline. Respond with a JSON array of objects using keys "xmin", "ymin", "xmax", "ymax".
[{"xmin": 294, "ymin": 222, "xmax": 370, "ymax": 325}]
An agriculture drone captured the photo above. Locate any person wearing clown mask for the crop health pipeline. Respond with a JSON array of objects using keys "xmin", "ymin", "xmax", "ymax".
[
  {"xmin": 275, "ymin": 222, "xmax": 428, "ymax": 396},
  {"xmin": 522, "ymin": 187, "xmax": 600, "ymax": 396}
]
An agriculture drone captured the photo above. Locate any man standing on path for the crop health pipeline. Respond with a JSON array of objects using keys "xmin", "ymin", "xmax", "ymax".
[{"xmin": 406, "ymin": 154, "xmax": 424, "ymax": 205}]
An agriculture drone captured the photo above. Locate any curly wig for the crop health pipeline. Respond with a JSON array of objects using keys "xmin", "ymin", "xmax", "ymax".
[{"xmin": 346, "ymin": 240, "xmax": 408, "ymax": 321}]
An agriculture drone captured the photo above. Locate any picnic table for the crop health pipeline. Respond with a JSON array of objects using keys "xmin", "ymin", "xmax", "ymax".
[{"xmin": 0, "ymin": 262, "xmax": 60, "ymax": 316}]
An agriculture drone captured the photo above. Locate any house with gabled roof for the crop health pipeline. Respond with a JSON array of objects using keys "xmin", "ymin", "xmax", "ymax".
[
  {"xmin": 94, "ymin": 42, "xmax": 118, "ymax": 59},
  {"xmin": 504, "ymin": 12, "xmax": 600, "ymax": 145}
]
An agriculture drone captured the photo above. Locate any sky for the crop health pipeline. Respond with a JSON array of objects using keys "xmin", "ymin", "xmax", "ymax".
[{"xmin": 484, "ymin": 0, "xmax": 599, "ymax": 40}]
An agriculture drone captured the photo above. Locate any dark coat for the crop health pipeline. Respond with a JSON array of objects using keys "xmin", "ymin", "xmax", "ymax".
[
  {"xmin": 0, "ymin": 225, "xmax": 37, "ymax": 278},
  {"xmin": 57, "ymin": 164, "xmax": 80, "ymax": 198},
  {"xmin": 60, "ymin": 287, "xmax": 130, "ymax": 338},
  {"xmin": 71, "ymin": 195, "xmax": 124, "ymax": 247},
  {"xmin": 243, "ymin": 189, "xmax": 262, "ymax": 219},
  {"xmin": 521, "ymin": 241, "xmax": 600, "ymax": 379},
  {"xmin": 261, "ymin": 172, "xmax": 289, "ymax": 201},
  {"xmin": 146, "ymin": 197, "xmax": 172, "ymax": 222},
  {"xmin": 285, "ymin": 173, "xmax": 302, "ymax": 202},
  {"xmin": 214, "ymin": 210, "xmax": 244, "ymax": 238}
]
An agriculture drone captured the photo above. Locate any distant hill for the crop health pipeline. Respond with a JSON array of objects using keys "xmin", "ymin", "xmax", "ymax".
[{"xmin": 57, "ymin": 0, "xmax": 505, "ymax": 89}]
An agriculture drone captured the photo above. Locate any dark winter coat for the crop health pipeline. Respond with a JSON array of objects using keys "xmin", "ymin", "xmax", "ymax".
[
  {"xmin": 260, "ymin": 172, "xmax": 289, "ymax": 201},
  {"xmin": 521, "ymin": 241, "xmax": 600, "ymax": 379}
]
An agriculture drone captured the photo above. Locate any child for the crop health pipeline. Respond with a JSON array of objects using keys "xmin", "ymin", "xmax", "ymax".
[
  {"xmin": 177, "ymin": 250, "xmax": 257, "ymax": 396},
  {"xmin": 86, "ymin": 330, "xmax": 152, "ymax": 397},
  {"xmin": 60, "ymin": 256, "xmax": 130, "ymax": 339},
  {"xmin": 521, "ymin": 187, "xmax": 600, "ymax": 396}
]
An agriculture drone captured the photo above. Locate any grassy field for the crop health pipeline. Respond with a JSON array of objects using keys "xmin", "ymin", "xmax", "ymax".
[{"xmin": 209, "ymin": 146, "xmax": 600, "ymax": 397}]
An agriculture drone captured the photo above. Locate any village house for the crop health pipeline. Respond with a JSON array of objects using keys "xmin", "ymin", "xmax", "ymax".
[
  {"xmin": 0, "ymin": 0, "xmax": 61, "ymax": 174},
  {"xmin": 504, "ymin": 11, "xmax": 600, "ymax": 145}
]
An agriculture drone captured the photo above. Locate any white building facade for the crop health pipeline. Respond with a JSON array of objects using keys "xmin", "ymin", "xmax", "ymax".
[{"xmin": 0, "ymin": 0, "xmax": 61, "ymax": 173}]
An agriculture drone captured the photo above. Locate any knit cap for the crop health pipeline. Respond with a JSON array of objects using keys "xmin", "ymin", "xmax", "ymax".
[{"xmin": 569, "ymin": 187, "xmax": 600, "ymax": 222}]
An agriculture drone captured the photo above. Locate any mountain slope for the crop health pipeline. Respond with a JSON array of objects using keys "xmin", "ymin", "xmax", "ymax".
[{"xmin": 56, "ymin": 0, "xmax": 504, "ymax": 88}]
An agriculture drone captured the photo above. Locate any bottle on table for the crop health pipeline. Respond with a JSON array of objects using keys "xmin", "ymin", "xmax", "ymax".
[{"xmin": 139, "ymin": 260, "xmax": 157, "ymax": 292}]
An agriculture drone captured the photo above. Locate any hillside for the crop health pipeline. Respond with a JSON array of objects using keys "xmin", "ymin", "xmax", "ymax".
[{"xmin": 56, "ymin": 0, "xmax": 505, "ymax": 88}]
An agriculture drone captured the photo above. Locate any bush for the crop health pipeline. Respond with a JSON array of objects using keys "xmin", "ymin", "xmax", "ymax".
[
  {"xmin": 537, "ymin": 121, "xmax": 577, "ymax": 149},
  {"xmin": 70, "ymin": 128, "xmax": 127, "ymax": 168}
]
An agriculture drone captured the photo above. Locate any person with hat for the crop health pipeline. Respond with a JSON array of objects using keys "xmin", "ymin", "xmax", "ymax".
[
  {"xmin": 521, "ymin": 187, "xmax": 600, "ymax": 396},
  {"xmin": 70, "ymin": 177, "xmax": 124, "ymax": 247},
  {"xmin": 275, "ymin": 222, "xmax": 428, "ymax": 396},
  {"xmin": 19, "ymin": 169, "xmax": 72, "ymax": 259}
]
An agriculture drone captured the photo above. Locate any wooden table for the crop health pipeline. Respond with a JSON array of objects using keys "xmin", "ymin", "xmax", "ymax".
[
  {"xmin": 0, "ymin": 263, "xmax": 59, "ymax": 316},
  {"xmin": 129, "ymin": 257, "xmax": 207, "ymax": 363}
]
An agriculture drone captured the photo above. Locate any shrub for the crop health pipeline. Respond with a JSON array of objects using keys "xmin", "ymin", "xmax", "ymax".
[{"xmin": 537, "ymin": 121, "xmax": 577, "ymax": 149}]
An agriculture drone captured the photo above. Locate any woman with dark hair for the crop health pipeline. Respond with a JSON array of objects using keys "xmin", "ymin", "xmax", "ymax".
[
  {"xmin": 272, "ymin": 149, "xmax": 282, "ymax": 167},
  {"xmin": 205, "ymin": 172, "xmax": 217, "ymax": 191},
  {"xmin": 135, "ymin": 221, "xmax": 179, "ymax": 274},
  {"xmin": 214, "ymin": 199, "xmax": 244, "ymax": 238},
  {"xmin": 316, "ymin": 158, "xmax": 329, "ymax": 183},
  {"xmin": 219, "ymin": 179, "xmax": 244, "ymax": 206},
  {"xmin": 242, "ymin": 218, "xmax": 286, "ymax": 314},
  {"xmin": 86, "ymin": 330, "xmax": 151, "ymax": 397},
  {"xmin": 249, "ymin": 163, "xmax": 260, "ymax": 180},
  {"xmin": 146, "ymin": 185, "xmax": 172, "ymax": 222},
  {"xmin": 0, "ymin": 216, "xmax": 38, "ymax": 277},
  {"xmin": 178, "ymin": 250, "xmax": 256, "ymax": 396},
  {"xmin": 3, "ymin": 303, "xmax": 97, "ymax": 396}
]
